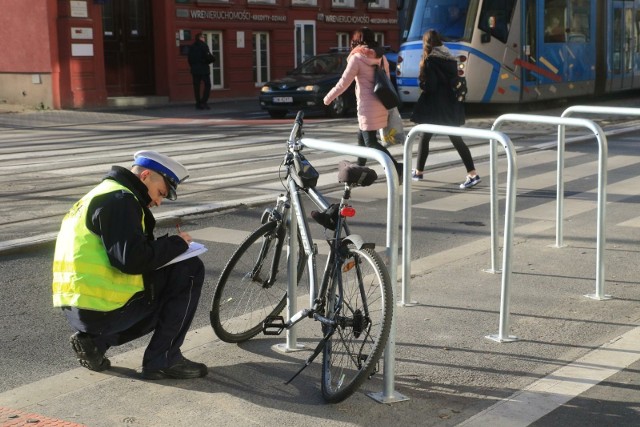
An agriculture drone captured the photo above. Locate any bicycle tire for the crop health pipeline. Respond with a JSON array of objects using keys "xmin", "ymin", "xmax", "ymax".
[
  {"xmin": 210, "ymin": 220, "xmax": 304, "ymax": 343},
  {"xmin": 320, "ymin": 246, "xmax": 393, "ymax": 403}
]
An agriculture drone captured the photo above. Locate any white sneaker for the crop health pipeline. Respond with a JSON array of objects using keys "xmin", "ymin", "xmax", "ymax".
[{"xmin": 460, "ymin": 175, "xmax": 481, "ymax": 189}]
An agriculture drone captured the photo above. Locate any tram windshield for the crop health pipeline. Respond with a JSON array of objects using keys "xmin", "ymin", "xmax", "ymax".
[{"xmin": 406, "ymin": 0, "xmax": 475, "ymax": 42}]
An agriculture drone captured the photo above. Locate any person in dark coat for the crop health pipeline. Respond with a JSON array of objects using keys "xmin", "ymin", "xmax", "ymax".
[
  {"xmin": 410, "ymin": 29, "xmax": 480, "ymax": 189},
  {"xmin": 188, "ymin": 33, "xmax": 214, "ymax": 110}
]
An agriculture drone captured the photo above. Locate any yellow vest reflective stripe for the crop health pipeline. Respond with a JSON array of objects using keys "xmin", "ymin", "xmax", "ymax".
[{"xmin": 52, "ymin": 180, "xmax": 146, "ymax": 311}]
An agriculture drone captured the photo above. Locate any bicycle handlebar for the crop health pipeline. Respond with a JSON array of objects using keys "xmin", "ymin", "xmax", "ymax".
[{"xmin": 288, "ymin": 110, "xmax": 305, "ymax": 144}]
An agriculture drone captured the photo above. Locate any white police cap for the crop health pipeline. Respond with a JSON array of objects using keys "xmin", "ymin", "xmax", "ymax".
[{"xmin": 133, "ymin": 150, "xmax": 189, "ymax": 200}]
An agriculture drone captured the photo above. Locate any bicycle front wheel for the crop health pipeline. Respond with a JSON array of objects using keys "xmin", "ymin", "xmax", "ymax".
[
  {"xmin": 210, "ymin": 220, "xmax": 304, "ymax": 343},
  {"xmin": 321, "ymin": 246, "xmax": 393, "ymax": 403}
]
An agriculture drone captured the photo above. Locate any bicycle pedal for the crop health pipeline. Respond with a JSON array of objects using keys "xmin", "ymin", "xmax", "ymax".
[{"xmin": 263, "ymin": 315, "xmax": 286, "ymax": 335}]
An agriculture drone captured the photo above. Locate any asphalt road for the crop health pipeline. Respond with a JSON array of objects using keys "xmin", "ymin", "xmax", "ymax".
[{"xmin": 1, "ymin": 97, "xmax": 640, "ymax": 426}]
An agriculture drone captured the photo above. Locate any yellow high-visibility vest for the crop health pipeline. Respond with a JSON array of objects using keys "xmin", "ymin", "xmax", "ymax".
[{"xmin": 52, "ymin": 180, "xmax": 145, "ymax": 311}]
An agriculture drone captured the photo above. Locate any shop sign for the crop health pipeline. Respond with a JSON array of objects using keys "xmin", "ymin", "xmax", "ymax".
[
  {"xmin": 189, "ymin": 9, "xmax": 287, "ymax": 22},
  {"xmin": 322, "ymin": 14, "xmax": 398, "ymax": 25}
]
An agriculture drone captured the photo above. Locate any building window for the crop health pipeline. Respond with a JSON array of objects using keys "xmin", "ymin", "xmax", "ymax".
[
  {"xmin": 291, "ymin": 0, "xmax": 317, "ymax": 5},
  {"xmin": 253, "ymin": 32, "xmax": 270, "ymax": 86},
  {"xmin": 204, "ymin": 31, "xmax": 224, "ymax": 89},
  {"xmin": 337, "ymin": 32, "xmax": 350, "ymax": 50},
  {"xmin": 374, "ymin": 32, "xmax": 385, "ymax": 47},
  {"xmin": 295, "ymin": 21, "xmax": 316, "ymax": 67},
  {"xmin": 248, "ymin": 0, "xmax": 276, "ymax": 4},
  {"xmin": 332, "ymin": 0, "xmax": 355, "ymax": 8},
  {"xmin": 367, "ymin": 0, "xmax": 389, "ymax": 9}
]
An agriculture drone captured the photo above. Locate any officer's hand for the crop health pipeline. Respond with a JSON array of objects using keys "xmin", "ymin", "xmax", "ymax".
[{"xmin": 178, "ymin": 231, "xmax": 193, "ymax": 244}]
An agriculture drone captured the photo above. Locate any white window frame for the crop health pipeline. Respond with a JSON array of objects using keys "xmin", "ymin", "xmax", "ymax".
[
  {"xmin": 367, "ymin": 0, "xmax": 389, "ymax": 9},
  {"xmin": 294, "ymin": 21, "xmax": 316, "ymax": 67},
  {"xmin": 253, "ymin": 32, "xmax": 270, "ymax": 86},
  {"xmin": 291, "ymin": 0, "xmax": 318, "ymax": 5},
  {"xmin": 332, "ymin": 0, "xmax": 355, "ymax": 8},
  {"xmin": 337, "ymin": 32, "xmax": 350, "ymax": 50},
  {"xmin": 203, "ymin": 31, "xmax": 224, "ymax": 89}
]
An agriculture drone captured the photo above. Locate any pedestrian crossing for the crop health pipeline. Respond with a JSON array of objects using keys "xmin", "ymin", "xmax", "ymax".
[{"xmin": 185, "ymin": 146, "xmax": 640, "ymax": 264}]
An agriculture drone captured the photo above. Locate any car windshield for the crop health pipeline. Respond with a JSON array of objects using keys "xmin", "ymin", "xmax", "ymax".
[{"xmin": 294, "ymin": 55, "xmax": 346, "ymax": 75}]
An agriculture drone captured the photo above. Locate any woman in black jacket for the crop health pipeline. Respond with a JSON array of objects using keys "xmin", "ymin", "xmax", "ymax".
[{"xmin": 410, "ymin": 29, "xmax": 480, "ymax": 189}]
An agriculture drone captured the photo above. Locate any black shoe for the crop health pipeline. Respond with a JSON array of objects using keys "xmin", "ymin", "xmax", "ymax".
[
  {"xmin": 394, "ymin": 162, "xmax": 404, "ymax": 185},
  {"xmin": 142, "ymin": 356, "xmax": 208, "ymax": 380},
  {"xmin": 196, "ymin": 103, "xmax": 205, "ymax": 110},
  {"xmin": 201, "ymin": 103, "xmax": 211, "ymax": 110},
  {"xmin": 70, "ymin": 332, "xmax": 111, "ymax": 372}
]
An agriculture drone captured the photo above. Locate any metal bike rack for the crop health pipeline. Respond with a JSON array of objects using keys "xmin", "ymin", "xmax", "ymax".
[
  {"xmin": 283, "ymin": 137, "xmax": 407, "ymax": 404},
  {"xmin": 492, "ymin": 114, "xmax": 609, "ymax": 301},
  {"xmin": 562, "ymin": 105, "xmax": 640, "ymax": 299},
  {"xmin": 400, "ymin": 124, "xmax": 519, "ymax": 343}
]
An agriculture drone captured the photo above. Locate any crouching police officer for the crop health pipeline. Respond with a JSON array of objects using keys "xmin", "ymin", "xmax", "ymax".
[{"xmin": 52, "ymin": 150, "xmax": 207, "ymax": 380}]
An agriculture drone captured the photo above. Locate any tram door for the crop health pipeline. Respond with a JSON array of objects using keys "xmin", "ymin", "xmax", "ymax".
[
  {"xmin": 609, "ymin": 1, "xmax": 635, "ymax": 90},
  {"xmin": 102, "ymin": 0, "xmax": 155, "ymax": 96}
]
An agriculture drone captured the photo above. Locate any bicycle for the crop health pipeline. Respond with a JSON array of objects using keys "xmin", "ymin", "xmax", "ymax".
[{"xmin": 209, "ymin": 111, "xmax": 393, "ymax": 403}]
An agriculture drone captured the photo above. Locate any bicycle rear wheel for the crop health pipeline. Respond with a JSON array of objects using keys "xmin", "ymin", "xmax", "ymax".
[
  {"xmin": 210, "ymin": 220, "xmax": 304, "ymax": 343},
  {"xmin": 321, "ymin": 246, "xmax": 393, "ymax": 403}
]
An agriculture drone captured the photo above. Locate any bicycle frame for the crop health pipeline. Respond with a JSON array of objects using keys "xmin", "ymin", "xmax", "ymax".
[
  {"xmin": 210, "ymin": 110, "xmax": 393, "ymax": 402},
  {"xmin": 266, "ymin": 157, "xmax": 353, "ymax": 330}
]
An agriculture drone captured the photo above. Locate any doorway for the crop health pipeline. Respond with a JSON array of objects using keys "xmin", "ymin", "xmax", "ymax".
[
  {"xmin": 102, "ymin": 0, "xmax": 155, "ymax": 96},
  {"xmin": 609, "ymin": 1, "xmax": 635, "ymax": 91}
]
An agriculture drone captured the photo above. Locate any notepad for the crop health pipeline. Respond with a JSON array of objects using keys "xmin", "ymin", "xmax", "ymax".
[{"xmin": 158, "ymin": 241, "xmax": 208, "ymax": 269}]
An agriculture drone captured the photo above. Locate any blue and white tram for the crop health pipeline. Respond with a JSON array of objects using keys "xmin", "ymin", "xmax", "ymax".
[{"xmin": 396, "ymin": 0, "xmax": 640, "ymax": 104}]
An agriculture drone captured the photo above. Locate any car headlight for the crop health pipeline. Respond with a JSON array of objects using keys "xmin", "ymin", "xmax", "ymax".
[
  {"xmin": 261, "ymin": 86, "xmax": 272, "ymax": 93},
  {"xmin": 296, "ymin": 85, "xmax": 319, "ymax": 92}
]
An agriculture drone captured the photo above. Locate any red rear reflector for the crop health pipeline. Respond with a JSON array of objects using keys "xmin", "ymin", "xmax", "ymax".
[
  {"xmin": 340, "ymin": 206, "xmax": 356, "ymax": 217},
  {"xmin": 343, "ymin": 259, "xmax": 356, "ymax": 272}
]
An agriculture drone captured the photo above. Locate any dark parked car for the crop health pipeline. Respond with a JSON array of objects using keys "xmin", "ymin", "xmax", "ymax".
[{"xmin": 259, "ymin": 53, "xmax": 356, "ymax": 119}]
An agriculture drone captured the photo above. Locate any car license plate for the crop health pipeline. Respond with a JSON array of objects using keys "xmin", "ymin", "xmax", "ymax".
[{"xmin": 273, "ymin": 97, "xmax": 293, "ymax": 103}]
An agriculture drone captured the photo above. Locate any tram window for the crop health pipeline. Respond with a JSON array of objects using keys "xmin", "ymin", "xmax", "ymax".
[
  {"xmin": 478, "ymin": 0, "xmax": 516, "ymax": 43},
  {"xmin": 636, "ymin": 11, "xmax": 640, "ymax": 54},
  {"xmin": 565, "ymin": 0, "xmax": 590, "ymax": 43},
  {"xmin": 544, "ymin": 0, "xmax": 566, "ymax": 43}
]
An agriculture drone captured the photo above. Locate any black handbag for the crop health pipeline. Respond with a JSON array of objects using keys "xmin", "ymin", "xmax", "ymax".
[{"xmin": 373, "ymin": 59, "xmax": 399, "ymax": 109}]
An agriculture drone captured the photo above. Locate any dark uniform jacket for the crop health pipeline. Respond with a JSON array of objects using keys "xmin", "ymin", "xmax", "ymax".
[
  {"xmin": 411, "ymin": 54, "xmax": 465, "ymax": 127},
  {"xmin": 86, "ymin": 166, "xmax": 188, "ymax": 299},
  {"xmin": 188, "ymin": 39, "xmax": 213, "ymax": 76}
]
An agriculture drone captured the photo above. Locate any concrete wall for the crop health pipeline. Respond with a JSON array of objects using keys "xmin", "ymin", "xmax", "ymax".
[
  {"xmin": 0, "ymin": 73, "xmax": 54, "ymax": 109},
  {"xmin": 0, "ymin": 0, "xmax": 58, "ymax": 108}
]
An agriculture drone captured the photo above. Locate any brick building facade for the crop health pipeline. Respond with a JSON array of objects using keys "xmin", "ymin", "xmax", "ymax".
[{"xmin": 0, "ymin": 0, "xmax": 399, "ymax": 109}]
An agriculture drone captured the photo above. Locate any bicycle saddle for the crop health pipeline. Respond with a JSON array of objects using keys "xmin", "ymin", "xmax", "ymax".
[{"xmin": 337, "ymin": 160, "xmax": 377, "ymax": 187}]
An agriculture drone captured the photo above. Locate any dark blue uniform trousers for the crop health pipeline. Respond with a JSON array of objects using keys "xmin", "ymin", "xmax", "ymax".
[{"xmin": 63, "ymin": 257, "xmax": 205, "ymax": 370}]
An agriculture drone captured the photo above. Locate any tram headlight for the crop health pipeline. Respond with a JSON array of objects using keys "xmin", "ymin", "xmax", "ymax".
[{"xmin": 457, "ymin": 55, "xmax": 467, "ymax": 75}]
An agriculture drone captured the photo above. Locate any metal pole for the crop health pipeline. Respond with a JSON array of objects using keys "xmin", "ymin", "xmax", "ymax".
[
  {"xmin": 401, "ymin": 133, "xmax": 420, "ymax": 306},
  {"xmin": 556, "ymin": 123, "xmax": 566, "ymax": 248},
  {"xmin": 487, "ymin": 136, "xmax": 500, "ymax": 273},
  {"xmin": 286, "ymin": 189, "xmax": 298, "ymax": 349}
]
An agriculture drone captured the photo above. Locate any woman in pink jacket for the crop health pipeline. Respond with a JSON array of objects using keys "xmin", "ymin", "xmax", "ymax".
[{"xmin": 324, "ymin": 27, "xmax": 402, "ymax": 178}]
